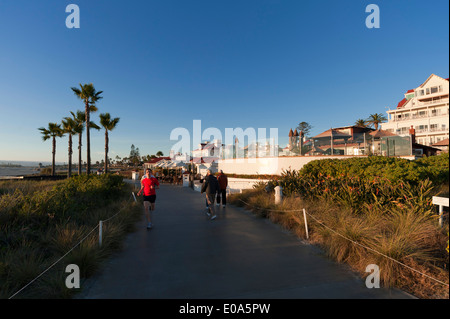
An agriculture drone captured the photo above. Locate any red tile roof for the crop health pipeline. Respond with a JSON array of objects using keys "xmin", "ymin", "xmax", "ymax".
[
  {"xmin": 432, "ymin": 138, "xmax": 449, "ymax": 146},
  {"xmin": 397, "ymin": 98, "xmax": 407, "ymax": 108},
  {"xmin": 145, "ymin": 157, "xmax": 171, "ymax": 164}
]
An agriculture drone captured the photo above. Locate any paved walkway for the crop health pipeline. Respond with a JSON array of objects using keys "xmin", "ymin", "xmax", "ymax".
[{"xmin": 77, "ymin": 184, "xmax": 413, "ymax": 299}]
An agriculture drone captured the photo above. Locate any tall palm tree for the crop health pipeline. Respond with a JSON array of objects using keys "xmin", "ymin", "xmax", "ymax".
[
  {"xmin": 38, "ymin": 123, "xmax": 64, "ymax": 176},
  {"xmin": 71, "ymin": 83, "xmax": 103, "ymax": 175},
  {"xmin": 70, "ymin": 110, "xmax": 101, "ymax": 175},
  {"xmin": 99, "ymin": 113, "xmax": 120, "ymax": 174},
  {"xmin": 366, "ymin": 113, "xmax": 387, "ymax": 130},
  {"xmin": 62, "ymin": 117, "xmax": 79, "ymax": 178},
  {"xmin": 355, "ymin": 119, "xmax": 368, "ymax": 127}
]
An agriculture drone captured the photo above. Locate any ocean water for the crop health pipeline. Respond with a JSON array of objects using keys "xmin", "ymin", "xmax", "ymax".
[
  {"xmin": 0, "ymin": 160, "xmax": 61, "ymax": 178},
  {"xmin": 0, "ymin": 166, "xmax": 41, "ymax": 177}
]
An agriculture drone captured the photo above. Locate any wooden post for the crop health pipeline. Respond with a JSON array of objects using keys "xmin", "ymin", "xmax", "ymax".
[
  {"xmin": 303, "ymin": 209, "xmax": 309, "ymax": 240},
  {"xmin": 99, "ymin": 220, "xmax": 103, "ymax": 247}
]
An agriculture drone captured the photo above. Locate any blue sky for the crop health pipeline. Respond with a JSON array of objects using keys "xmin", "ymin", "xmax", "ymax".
[{"xmin": 0, "ymin": 0, "xmax": 448, "ymax": 163}]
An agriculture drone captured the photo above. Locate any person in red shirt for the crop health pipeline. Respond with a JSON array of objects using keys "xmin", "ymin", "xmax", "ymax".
[{"xmin": 137, "ymin": 168, "xmax": 160, "ymax": 229}]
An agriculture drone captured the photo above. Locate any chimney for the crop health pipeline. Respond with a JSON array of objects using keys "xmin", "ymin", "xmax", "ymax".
[{"xmin": 409, "ymin": 125, "xmax": 416, "ymax": 144}]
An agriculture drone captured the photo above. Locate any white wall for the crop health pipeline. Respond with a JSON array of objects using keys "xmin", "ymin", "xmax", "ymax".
[{"xmin": 218, "ymin": 155, "xmax": 368, "ymax": 176}]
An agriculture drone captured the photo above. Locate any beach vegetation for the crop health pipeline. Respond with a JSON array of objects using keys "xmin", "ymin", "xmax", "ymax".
[
  {"xmin": 0, "ymin": 174, "xmax": 141, "ymax": 299},
  {"xmin": 229, "ymin": 153, "xmax": 449, "ymax": 298}
]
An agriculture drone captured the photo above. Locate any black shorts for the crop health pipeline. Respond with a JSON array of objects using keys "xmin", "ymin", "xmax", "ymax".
[{"xmin": 143, "ymin": 195, "xmax": 156, "ymax": 203}]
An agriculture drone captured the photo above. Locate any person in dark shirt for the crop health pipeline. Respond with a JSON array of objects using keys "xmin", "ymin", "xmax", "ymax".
[
  {"xmin": 201, "ymin": 169, "xmax": 219, "ymax": 220},
  {"xmin": 216, "ymin": 170, "xmax": 228, "ymax": 208}
]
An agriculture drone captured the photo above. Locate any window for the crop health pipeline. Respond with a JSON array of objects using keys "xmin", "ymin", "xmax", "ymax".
[
  {"xmin": 431, "ymin": 109, "xmax": 440, "ymax": 116},
  {"xmin": 431, "ymin": 86, "xmax": 438, "ymax": 94}
]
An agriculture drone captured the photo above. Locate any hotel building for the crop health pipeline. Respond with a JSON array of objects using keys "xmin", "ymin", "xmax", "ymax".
[{"xmin": 381, "ymin": 74, "xmax": 449, "ymax": 146}]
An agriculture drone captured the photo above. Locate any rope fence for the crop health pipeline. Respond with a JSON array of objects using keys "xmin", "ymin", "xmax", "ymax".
[
  {"xmin": 8, "ymin": 192, "xmax": 137, "ymax": 299},
  {"xmin": 238, "ymin": 198, "xmax": 449, "ymax": 288}
]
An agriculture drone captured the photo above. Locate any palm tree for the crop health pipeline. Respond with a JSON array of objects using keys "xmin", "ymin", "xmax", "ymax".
[
  {"xmin": 38, "ymin": 123, "xmax": 64, "ymax": 176},
  {"xmin": 70, "ymin": 110, "xmax": 101, "ymax": 175},
  {"xmin": 99, "ymin": 113, "xmax": 120, "ymax": 174},
  {"xmin": 71, "ymin": 83, "xmax": 103, "ymax": 175},
  {"xmin": 62, "ymin": 117, "xmax": 78, "ymax": 178},
  {"xmin": 355, "ymin": 119, "xmax": 368, "ymax": 127},
  {"xmin": 366, "ymin": 113, "xmax": 387, "ymax": 130}
]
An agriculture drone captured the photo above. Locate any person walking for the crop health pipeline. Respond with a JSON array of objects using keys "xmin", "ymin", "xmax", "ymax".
[
  {"xmin": 201, "ymin": 169, "xmax": 219, "ymax": 220},
  {"xmin": 137, "ymin": 168, "xmax": 160, "ymax": 229},
  {"xmin": 216, "ymin": 170, "xmax": 228, "ymax": 208}
]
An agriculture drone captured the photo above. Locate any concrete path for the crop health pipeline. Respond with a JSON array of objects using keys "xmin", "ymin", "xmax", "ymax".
[{"xmin": 77, "ymin": 184, "xmax": 414, "ymax": 299}]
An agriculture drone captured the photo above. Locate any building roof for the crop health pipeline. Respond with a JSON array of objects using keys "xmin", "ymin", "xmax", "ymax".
[
  {"xmin": 432, "ymin": 138, "xmax": 449, "ymax": 147},
  {"xmin": 145, "ymin": 157, "xmax": 171, "ymax": 164},
  {"xmin": 369, "ymin": 129, "xmax": 397, "ymax": 138},
  {"xmin": 312, "ymin": 129, "xmax": 352, "ymax": 139},
  {"xmin": 413, "ymin": 143, "xmax": 441, "ymax": 152},
  {"xmin": 418, "ymin": 73, "xmax": 449, "ymax": 88},
  {"xmin": 397, "ymin": 98, "xmax": 407, "ymax": 108}
]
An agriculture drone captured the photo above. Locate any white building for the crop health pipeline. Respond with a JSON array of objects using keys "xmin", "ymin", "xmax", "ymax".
[
  {"xmin": 192, "ymin": 140, "xmax": 223, "ymax": 176},
  {"xmin": 381, "ymin": 74, "xmax": 449, "ymax": 146}
]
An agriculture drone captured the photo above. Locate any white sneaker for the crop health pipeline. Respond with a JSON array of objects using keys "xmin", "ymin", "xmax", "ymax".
[
  {"xmin": 216, "ymin": 203, "xmax": 220, "ymax": 207},
  {"xmin": 211, "ymin": 215, "xmax": 217, "ymax": 220}
]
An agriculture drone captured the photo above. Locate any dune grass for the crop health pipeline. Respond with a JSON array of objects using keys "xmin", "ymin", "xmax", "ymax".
[
  {"xmin": 0, "ymin": 175, "xmax": 142, "ymax": 299},
  {"xmin": 229, "ymin": 186, "xmax": 449, "ymax": 299}
]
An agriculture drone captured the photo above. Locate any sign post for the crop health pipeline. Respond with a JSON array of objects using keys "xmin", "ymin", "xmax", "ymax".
[{"xmin": 432, "ymin": 196, "xmax": 449, "ymax": 227}]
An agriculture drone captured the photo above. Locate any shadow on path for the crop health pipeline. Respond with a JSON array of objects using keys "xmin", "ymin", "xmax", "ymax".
[{"xmin": 77, "ymin": 184, "xmax": 414, "ymax": 299}]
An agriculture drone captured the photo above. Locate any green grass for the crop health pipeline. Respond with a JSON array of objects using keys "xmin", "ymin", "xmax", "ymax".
[{"xmin": 0, "ymin": 175, "xmax": 142, "ymax": 299}]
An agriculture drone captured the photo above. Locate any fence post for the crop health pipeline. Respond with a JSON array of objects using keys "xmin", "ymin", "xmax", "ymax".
[
  {"xmin": 132, "ymin": 192, "xmax": 137, "ymax": 203},
  {"xmin": 303, "ymin": 209, "xmax": 309, "ymax": 240},
  {"xmin": 99, "ymin": 220, "xmax": 103, "ymax": 247},
  {"xmin": 274, "ymin": 186, "xmax": 283, "ymax": 204}
]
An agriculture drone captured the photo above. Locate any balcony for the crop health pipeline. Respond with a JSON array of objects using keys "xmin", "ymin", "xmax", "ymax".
[
  {"xmin": 390, "ymin": 110, "xmax": 449, "ymax": 122},
  {"xmin": 414, "ymin": 127, "xmax": 449, "ymax": 134},
  {"xmin": 415, "ymin": 97, "xmax": 449, "ymax": 107}
]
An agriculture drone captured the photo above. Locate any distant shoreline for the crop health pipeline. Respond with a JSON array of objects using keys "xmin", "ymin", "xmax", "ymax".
[{"xmin": 0, "ymin": 163, "xmax": 23, "ymax": 168}]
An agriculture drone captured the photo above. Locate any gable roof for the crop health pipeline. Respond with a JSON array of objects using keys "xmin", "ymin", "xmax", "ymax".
[
  {"xmin": 418, "ymin": 73, "xmax": 448, "ymax": 88},
  {"xmin": 369, "ymin": 129, "xmax": 397, "ymax": 138},
  {"xmin": 312, "ymin": 129, "xmax": 352, "ymax": 139},
  {"xmin": 145, "ymin": 157, "xmax": 171, "ymax": 164},
  {"xmin": 432, "ymin": 138, "xmax": 449, "ymax": 146},
  {"xmin": 397, "ymin": 98, "xmax": 407, "ymax": 108}
]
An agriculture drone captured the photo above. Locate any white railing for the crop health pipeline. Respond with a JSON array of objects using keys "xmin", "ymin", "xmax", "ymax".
[
  {"xmin": 415, "ymin": 98, "xmax": 449, "ymax": 107},
  {"xmin": 392, "ymin": 111, "xmax": 449, "ymax": 122}
]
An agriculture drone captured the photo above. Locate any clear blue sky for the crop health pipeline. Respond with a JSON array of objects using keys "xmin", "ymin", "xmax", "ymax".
[{"xmin": 0, "ymin": 0, "xmax": 448, "ymax": 163}]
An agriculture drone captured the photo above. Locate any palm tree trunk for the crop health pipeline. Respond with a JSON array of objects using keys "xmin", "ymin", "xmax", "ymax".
[
  {"xmin": 104, "ymin": 130, "xmax": 109, "ymax": 174},
  {"xmin": 52, "ymin": 136, "xmax": 56, "ymax": 176},
  {"xmin": 68, "ymin": 134, "xmax": 73, "ymax": 178},
  {"xmin": 78, "ymin": 132, "xmax": 82, "ymax": 175},
  {"xmin": 85, "ymin": 101, "xmax": 91, "ymax": 175}
]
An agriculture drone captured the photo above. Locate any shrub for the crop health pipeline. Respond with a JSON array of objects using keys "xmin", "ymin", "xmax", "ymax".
[{"xmin": 0, "ymin": 174, "xmax": 141, "ymax": 299}]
